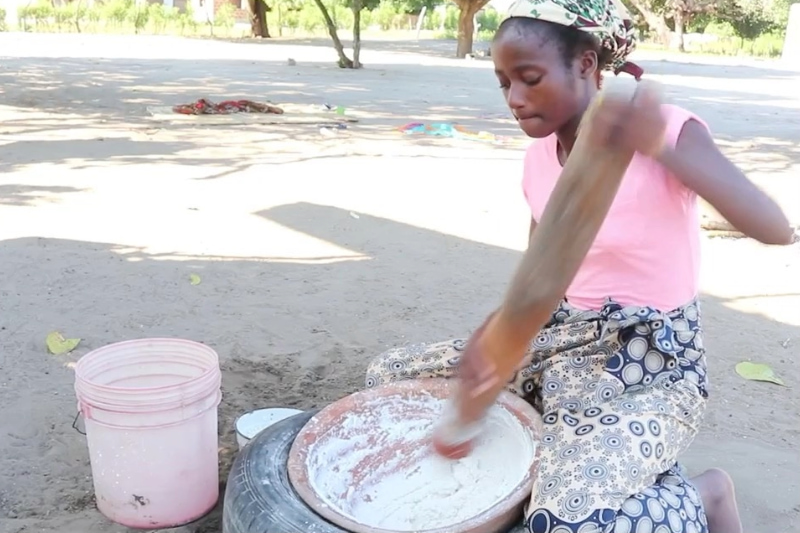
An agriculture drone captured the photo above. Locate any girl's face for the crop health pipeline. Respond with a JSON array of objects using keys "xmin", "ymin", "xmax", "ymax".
[{"xmin": 492, "ymin": 29, "xmax": 597, "ymax": 138}]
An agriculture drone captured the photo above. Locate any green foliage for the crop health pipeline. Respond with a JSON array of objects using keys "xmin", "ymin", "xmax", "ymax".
[
  {"xmin": 374, "ymin": 0, "xmax": 401, "ymax": 29},
  {"xmin": 148, "ymin": 3, "xmax": 178, "ymax": 33},
  {"xmin": 18, "ymin": 0, "xmax": 54, "ymax": 30},
  {"xmin": 435, "ymin": 4, "xmax": 498, "ymax": 35},
  {"xmin": 705, "ymin": 20, "xmax": 737, "ymax": 37},
  {"xmin": 178, "ymin": 2, "xmax": 199, "ymax": 33},
  {"xmin": 129, "ymin": 3, "xmax": 150, "ymax": 32},
  {"xmin": 685, "ymin": 12, "xmax": 712, "ymax": 33},
  {"xmin": 477, "ymin": 28, "xmax": 493, "ymax": 41},
  {"xmin": 259, "ymin": 0, "xmax": 445, "ymax": 36},
  {"xmin": 391, "ymin": 0, "xmax": 440, "ymax": 14},
  {"xmin": 53, "ymin": 3, "xmax": 72, "ymax": 26},
  {"xmin": 297, "ymin": 1, "xmax": 322, "ymax": 30},
  {"xmin": 6, "ymin": 0, "xmax": 788, "ymax": 61},
  {"xmin": 423, "ymin": 8, "xmax": 440, "ymax": 29},
  {"xmin": 215, "ymin": 2, "xmax": 236, "ymax": 27},
  {"xmin": 103, "ymin": 0, "xmax": 132, "ymax": 25},
  {"xmin": 0, "ymin": 7, "xmax": 6, "ymax": 31},
  {"xmin": 341, "ymin": 0, "xmax": 381, "ymax": 11},
  {"xmin": 332, "ymin": 3, "xmax": 355, "ymax": 29},
  {"xmin": 476, "ymin": 6, "xmax": 499, "ymax": 32},
  {"xmin": 718, "ymin": 0, "xmax": 791, "ymax": 39},
  {"xmin": 695, "ymin": 30, "xmax": 785, "ymax": 56},
  {"xmin": 443, "ymin": 3, "xmax": 457, "ymax": 30},
  {"xmin": 14, "ymin": 0, "xmax": 215, "ymax": 35}
]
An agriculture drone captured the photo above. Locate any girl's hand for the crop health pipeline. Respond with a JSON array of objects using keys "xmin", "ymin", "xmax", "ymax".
[
  {"xmin": 589, "ymin": 81, "xmax": 667, "ymax": 157},
  {"xmin": 432, "ymin": 315, "xmax": 499, "ymax": 459}
]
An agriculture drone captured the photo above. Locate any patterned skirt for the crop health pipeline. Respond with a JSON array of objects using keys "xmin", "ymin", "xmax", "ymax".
[{"xmin": 365, "ymin": 299, "xmax": 710, "ymax": 533}]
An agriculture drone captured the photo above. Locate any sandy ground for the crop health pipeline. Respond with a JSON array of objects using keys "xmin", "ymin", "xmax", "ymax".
[{"xmin": 0, "ymin": 32, "xmax": 798, "ymax": 533}]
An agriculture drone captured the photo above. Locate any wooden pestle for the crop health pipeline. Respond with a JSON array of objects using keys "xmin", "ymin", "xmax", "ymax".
[{"xmin": 446, "ymin": 84, "xmax": 646, "ymax": 436}]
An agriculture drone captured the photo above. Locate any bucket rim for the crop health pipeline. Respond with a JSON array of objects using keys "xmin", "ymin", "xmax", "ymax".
[
  {"xmin": 76, "ymin": 374, "xmax": 221, "ymax": 411},
  {"xmin": 75, "ymin": 338, "xmax": 219, "ymax": 394},
  {"xmin": 79, "ymin": 392, "xmax": 222, "ymax": 430}
]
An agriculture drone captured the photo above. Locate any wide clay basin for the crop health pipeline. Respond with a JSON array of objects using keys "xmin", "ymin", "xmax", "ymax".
[{"xmin": 287, "ymin": 378, "xmax": 543, "ymax": 533}]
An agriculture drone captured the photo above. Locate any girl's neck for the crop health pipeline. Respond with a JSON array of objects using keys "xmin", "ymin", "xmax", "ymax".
[
  {"xmin": 554, "ymin": 89, "xmax": 597, "ymax": 165},
  {"xmin": 555, "ymin": 116, "xmax": 582, "ymax": 165}
]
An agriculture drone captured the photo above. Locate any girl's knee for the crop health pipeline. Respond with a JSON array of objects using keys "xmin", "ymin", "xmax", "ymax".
[
  {"xmin": 694, "ymin": 468, "xmax": 735, "ymax": 507},
  {"xmin": 364, "ymin": 341, "xmax": 462, "ymax": 387},
  {"xmin": 364, "ymin": 347, "xmax": 406, "ymax": 387}
]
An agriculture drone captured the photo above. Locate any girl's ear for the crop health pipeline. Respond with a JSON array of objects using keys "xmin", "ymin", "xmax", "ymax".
[{"xmin": 578, "ymin": 50, "xmax": 598, "ymax": 80}]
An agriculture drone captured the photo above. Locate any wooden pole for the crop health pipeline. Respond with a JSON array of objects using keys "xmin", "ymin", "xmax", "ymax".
[{"xmin": 450, "ymin": 85, "xmax": 644, "ymax": 429}]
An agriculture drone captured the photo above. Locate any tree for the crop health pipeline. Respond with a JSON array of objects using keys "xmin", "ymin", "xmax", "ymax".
[
  {"xmin": 248, "ymin": 0, "xmax": 271, "ymax": 37},
  {"xmin": 393, "ymin": 0, "xmax": 440, "ymax": 13},
  {"xmin": 454, "ymin": 0, "xmax": 491, "ymax": 57},
  {"xmin": 312, "ymin": 0, "xmax": 379, "ymax": 68},
  {"xmin": 624, "ymin": 0, "xmax": 722, "ymax": 50},
  {"xmin": 718, "ymin": 0, "xmax": 791, "ymax": 38},
  {"xmin": 670, "ymin": 0, "xmax": 720, "ymax": 50},
  {"xmin": 624, "ymin": 0, "xmax": 671, "ymax": 44}
]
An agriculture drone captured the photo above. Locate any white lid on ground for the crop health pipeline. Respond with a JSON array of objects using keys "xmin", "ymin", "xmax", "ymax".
[{"xmin": 236, "ymin": 408, "xmax": 303, "ymax": 439}]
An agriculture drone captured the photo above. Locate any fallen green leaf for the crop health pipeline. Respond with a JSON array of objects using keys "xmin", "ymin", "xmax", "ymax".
[
  {"xmin": 46, "ymin": 331, "xmax": 81, "ymax": 355},
  {"xmin": 735, "ymin": 361, "xmax": 786, "ymax": 386},
  {"xmin": 189, "ymin": 273, "xmax": 201, "ymax": 286}
]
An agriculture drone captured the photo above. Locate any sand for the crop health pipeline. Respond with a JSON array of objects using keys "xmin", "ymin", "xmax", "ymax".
[
  {"xmin": 0, "ymin": 32, "xmax": 798, "ymax": 533},
  {"xmin": 306, "ymin": 395, "xmax": 534, "ymax": 531}
]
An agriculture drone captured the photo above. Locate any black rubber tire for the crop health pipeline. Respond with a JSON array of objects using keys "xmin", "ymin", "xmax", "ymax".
[
  {"xmin": 222, "ymin": 410, "xmax": 347, "ymax": 533},
  {"xmin": 222, "ymin": 410, "xmax": 529, "ymax": 533}
]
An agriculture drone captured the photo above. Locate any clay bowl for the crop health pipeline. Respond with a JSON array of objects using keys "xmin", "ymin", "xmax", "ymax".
[{"xmin": 287, "ymin": 378, "xmax": 543, "ymax": 533}]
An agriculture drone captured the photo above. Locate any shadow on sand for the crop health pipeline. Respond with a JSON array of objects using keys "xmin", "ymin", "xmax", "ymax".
[
  {"xmin": 3, "ymin": 50, "xmax": 800, "ymax": 175},
  {"xmin": 0, "ymin": 202, "xmax": 797, "ymax": 532}
]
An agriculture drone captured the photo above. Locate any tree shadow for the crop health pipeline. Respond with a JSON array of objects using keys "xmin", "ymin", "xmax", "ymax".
[
  {"xmin": 1, "ymin": 201, "xmax": 796, "ymax": 531},
  {"xmin": 2, "ymin": 33, "xmax": 799, "ymax": 154},
  {"xmin": 0, "ymin": 184, "xmax": 85, "ymax": 206},
  {"xmin": 3, "ymin": 52, "xmax": 800, "ymax": 174},
  {"xmin": 0, "ymin": 138, "xmax": 213, "ymax": 173}
]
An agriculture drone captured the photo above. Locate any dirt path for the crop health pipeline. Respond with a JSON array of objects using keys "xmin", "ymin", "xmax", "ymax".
[{"xmin": 0, "ymin": 33, "xmax": 798, "ymax": 533}]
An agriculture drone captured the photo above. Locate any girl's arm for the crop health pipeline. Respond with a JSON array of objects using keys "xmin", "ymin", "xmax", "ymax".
[
  {"xmin": 443, "ymin": 90, "xmax": 638, "ymax": 431},
  {"xmin": 528, "ymin": 218, "xmax": 537, "ymax": 246},
  {"xmin": 657, "ymin": 120, "xmax": 794, "ymax": 245}
]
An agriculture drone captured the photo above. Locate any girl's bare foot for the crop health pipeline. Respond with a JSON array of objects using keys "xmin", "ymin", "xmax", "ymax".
[{"xmin": 692, "ymin": 468, "xmax": 743, "ymax": 533}]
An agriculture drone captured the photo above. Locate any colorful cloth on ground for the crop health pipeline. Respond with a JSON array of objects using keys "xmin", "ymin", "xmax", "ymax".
[
  {"xmin": 172, "ymin": 99, "xmax": 284, "ymax": 115},
  {"xmin": 506, "ymin": 0, "xmax": 642, "ymax": 79},
  {"xmin": 365, "ymin": 298, "xmax": 709, "ymax": 533}
]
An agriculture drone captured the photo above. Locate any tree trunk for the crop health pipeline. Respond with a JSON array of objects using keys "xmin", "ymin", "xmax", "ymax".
[
  {"xmin": 673, "ymin": 9, "xmax": 685, "ymax": 51},
  {"xmin": 74, "ymin": 0, "xmax": 82, "ymax": 32},
  {"xmin": 352, "ymin": 0, "xmax": 362, "ymax": 68},
  {"xmin": 454, "ymin": 0, "xmax": 489, "ymax": 58},
  {"xmin": 627, "ymin": 0, "xmax": 671, "ymax": 45},
  {"xmin": 248, "ymin": 0, "xmax": 270, "ymax": 38},
  {"xmin": 311, "ymin": 0, "xmax": 354, "ymax": 68},
  {"xmin": 455, "ymin": 2, "xmax": 477, "ymax": 58}
]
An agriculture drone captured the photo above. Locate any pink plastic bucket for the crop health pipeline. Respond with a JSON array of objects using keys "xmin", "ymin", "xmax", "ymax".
[{"xmin": 74, "ymin": 338, "xmax": 222, "ymax": 529}]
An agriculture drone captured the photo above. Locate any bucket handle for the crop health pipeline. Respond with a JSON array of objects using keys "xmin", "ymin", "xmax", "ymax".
[{"xmin": 72, "ymin": 411, "xmax": 86, "ymax": 436}]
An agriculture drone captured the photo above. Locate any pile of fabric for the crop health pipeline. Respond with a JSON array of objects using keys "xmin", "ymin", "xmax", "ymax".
[{"xmin": 172, "ymin": 99, "xmax": 284, "ymax": 115}]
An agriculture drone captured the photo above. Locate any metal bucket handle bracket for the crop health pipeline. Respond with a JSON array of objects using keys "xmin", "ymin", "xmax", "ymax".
[{"xmin": 72, "ymin": 410, "xmax": 87, "ymax": 436}]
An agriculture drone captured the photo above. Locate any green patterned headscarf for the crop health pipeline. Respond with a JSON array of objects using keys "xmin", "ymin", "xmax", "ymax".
[{"xmin": 505, "ymin": 0, "xmax": 642, "ymax": 79}]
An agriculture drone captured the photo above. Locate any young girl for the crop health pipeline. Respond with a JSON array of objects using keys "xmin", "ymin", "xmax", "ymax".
[{"xmin": 364, "ymin": 0, "xmax": 795, "ymax": 532}]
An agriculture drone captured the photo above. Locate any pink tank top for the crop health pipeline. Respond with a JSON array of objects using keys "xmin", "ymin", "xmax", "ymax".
[{"xmin": 522, "ymin": 105, "xmax": 706, "ymax": 312}]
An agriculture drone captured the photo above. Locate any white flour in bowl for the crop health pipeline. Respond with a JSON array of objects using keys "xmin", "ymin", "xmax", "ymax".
[{"xmin": 305, "ymin": 393, "xmax": 535, "ymax": 531}]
